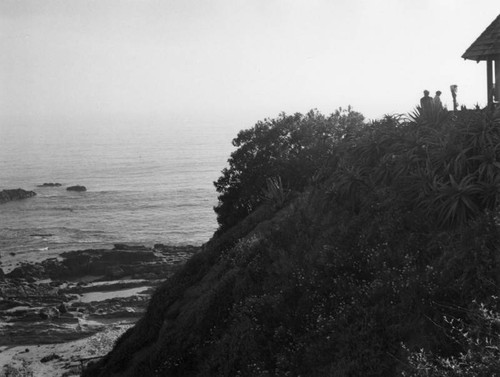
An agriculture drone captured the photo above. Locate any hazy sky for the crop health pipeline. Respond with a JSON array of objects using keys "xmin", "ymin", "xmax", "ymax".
[{"xmin": 1, "ymin": 0, "xmax": 499, "ymax": 127}]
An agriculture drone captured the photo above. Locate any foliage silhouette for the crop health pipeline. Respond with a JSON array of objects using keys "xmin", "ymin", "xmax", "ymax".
[{"xmin": 213, "ymin": 107, "xmax": 365, "ymax": 233}]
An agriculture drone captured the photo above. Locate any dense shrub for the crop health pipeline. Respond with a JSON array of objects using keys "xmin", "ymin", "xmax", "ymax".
[
  {"xmin": 328, "ymin": 108, "xmax": 500, "ymax": 229},
  {"xmin": 404, "ymin": 301, "xmax": 500, "ymax": 376},
  {"xmin": 214, "ymin": 107, "xmax": 365, "ymax": 233}
]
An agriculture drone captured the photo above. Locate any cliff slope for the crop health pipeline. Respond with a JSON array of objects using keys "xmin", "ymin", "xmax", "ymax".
[{"xmin": 84, "ymin": 108, "xmax": 500, "ymax": 376}]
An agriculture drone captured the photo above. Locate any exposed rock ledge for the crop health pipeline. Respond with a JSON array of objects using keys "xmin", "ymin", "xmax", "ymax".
[
  {"xmin": 6, "ymin": 243, "xmax": 199, "ymax": 281},
  {"xmin": 67, "ymin": 185, "xmax": 87, "ymax": 192},
  {"xmin": 0, "ymin": 189, "xmax": 36, "ymax": 204},
  {"xmin": 0, "ymin": 244, "xmax": 200, "ymax": 346},
  {"xmin": 37, "ymin": 183, "xmax": 62, "ymax": 187}
]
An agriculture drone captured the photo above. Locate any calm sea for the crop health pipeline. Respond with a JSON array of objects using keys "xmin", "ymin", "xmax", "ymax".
[{"xmin": 0, "ymin": 120, "xmax": 239, "ymax": 269}]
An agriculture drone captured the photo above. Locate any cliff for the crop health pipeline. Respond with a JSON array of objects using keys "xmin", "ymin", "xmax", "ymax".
[{"xmin": 83, "ymin": 108, "xmax": 500, "ymax": 376}]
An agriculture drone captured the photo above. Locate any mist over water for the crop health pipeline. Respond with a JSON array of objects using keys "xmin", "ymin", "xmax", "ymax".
[{"xmin": 0, "ymin": 121, "xmax": 238, "ymax": 265}]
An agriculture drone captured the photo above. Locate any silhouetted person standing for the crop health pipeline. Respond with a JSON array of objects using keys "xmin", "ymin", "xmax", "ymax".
[
  {"xmin": 420, "ymin": 90, "xmax": 432, "ymax": 112},
  {"xmin": 433, "ymin": 91, "xmax": 443, "ymax": 111}
]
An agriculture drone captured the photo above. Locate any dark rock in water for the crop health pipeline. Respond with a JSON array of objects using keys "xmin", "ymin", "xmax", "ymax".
[
  {"xmin": 0, "ymin": 280, "xmax": 59, "ymax": 298},
  {"xmin": 41, "ymin": 353, "xmax": 61, "ymax": 363},
  {"xmin": 0, "ymin": 267, "xmax": 4, "ymax": 280},
  {"xmin": 105, "ymin": 266, "xmax": 126, "ymax": 279},
  {"xmin": 5, "ymin": 245, "xmax": 185, "ymax": 281},
  {"xmin": 153, "ymin": 244, "xmax": 200, "ymax": 254},
  {"xmin": 7, "ymin": 262, "xmax": 46, "ymax": 280},
  {"xmin": 39, "ymin": 307, "xmax": 60, "ymax": 320},
  {"xmin": 58, "ymin": 248, "xmax": 159, "ymax": 278},
  {"xmin": 0, "ymin": 299, "xmax": 29, "ymax": 311},
  {"xmin": 37, "ymin": 183, "xmax": 62, "ymax": 187},
  {"xmin": 113, "ymin": 244, "xmax": 149, "ymax": 251},
  {"xmin": 0, "ymin": 189, "xmax": 36, "ymax": 204},
  {"xmin": 24, "ymin": 276, "xmax": 37, "ymax": 283},
  {"xmin": 58, "ymin": 302, "xmax": 68, "ymax": 314},
  {"xmin": 67, "ymin": 185, "xmax": 86, "ymax": 192}
]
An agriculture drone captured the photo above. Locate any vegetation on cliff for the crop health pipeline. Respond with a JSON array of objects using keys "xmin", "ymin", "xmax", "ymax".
[
  {"xmin": 213, "ymin": 108, "xmax": 364, "ymax": 233},
  {"xmin": 84, "ymin": 107, "xmax": 500, "ymax": 376}
]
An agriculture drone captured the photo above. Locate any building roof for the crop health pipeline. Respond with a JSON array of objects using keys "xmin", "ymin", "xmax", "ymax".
[{"xmin": 462, "ymin": 14, "xmax": 500, "ymax": 61}]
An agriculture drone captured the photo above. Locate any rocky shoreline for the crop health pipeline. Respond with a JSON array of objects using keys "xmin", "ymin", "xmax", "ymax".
[{"xmin": 0, "ymin": 243, "xmax": 199, "ymax": 375}]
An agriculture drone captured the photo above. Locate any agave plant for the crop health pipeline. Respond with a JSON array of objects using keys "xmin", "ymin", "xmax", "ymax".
[
  {"xmin": 425, "ymin": 174, "xmax": 483, "ymax": 227},
  {"xmin": 346, "ymin": 108, "xmax": 500, "ymax": 229},
  {"xmin": 408, "ymin": 106, "xmax": 451, "ymax": 130},
  {"xmin": 459, "ymin": 109, "xmax": 500, "ymax": 149},
  {"xmin": 261, "ymin": 176, "xmax": 288, "ymax": 208},
  {"xmin": 469, "ymin": 145, "xmax": 500, "ymax": 182}
]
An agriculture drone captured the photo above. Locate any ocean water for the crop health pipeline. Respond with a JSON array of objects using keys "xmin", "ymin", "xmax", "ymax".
[{"xmin": 0, "ymin": 120, "xmax": 239, "ymax": 268}]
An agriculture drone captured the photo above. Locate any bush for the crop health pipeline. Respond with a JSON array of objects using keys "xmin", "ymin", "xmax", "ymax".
[
  {"xmin": 404, "ymin": 301, "xmax": 500, "ymax": 377},
  {"xmin": 214, "ymin": 108, "xmax": 365, "ymax": 233}
]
